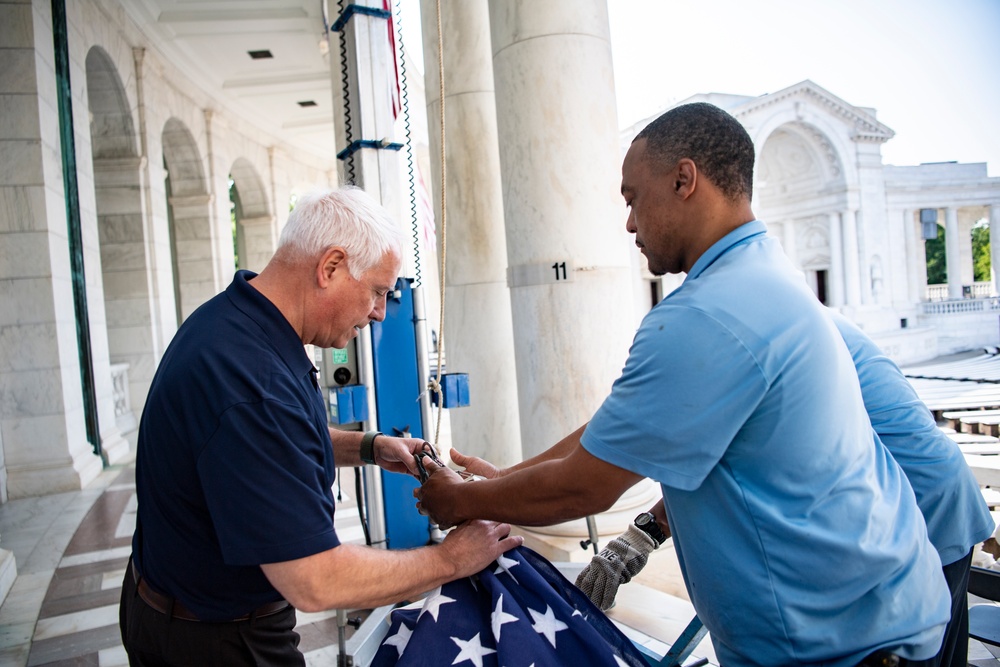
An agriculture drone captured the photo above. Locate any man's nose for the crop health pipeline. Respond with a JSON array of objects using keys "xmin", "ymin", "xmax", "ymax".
[{"xmin": 370, "ymin": 296, "xmax": 388, "ymax": 322}]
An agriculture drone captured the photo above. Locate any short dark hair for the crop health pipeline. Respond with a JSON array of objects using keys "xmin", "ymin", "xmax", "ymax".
[{"xmin": 635, "ymin": 102, "xmax": 755, "ymax": 201}]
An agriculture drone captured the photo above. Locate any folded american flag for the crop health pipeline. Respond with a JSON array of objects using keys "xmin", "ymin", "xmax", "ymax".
[{"xmin": 371, "ymin": 546, "xmax": 648, "ymax": 666}]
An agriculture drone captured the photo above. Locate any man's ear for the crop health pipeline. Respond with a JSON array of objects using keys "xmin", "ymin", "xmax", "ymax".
[
  {"xmin": 318, "ymin": 247, "xmax": 348, "ymax": 287},
  {"xmin": 675, "ymin": 158, "xmax": 697, "ymax": 199}
]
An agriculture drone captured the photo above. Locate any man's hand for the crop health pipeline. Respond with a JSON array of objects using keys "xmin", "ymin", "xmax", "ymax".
[
  {"xmin": 575, "ymin": 524, "xmax": 657, "ymax": 610},
  {"xmin": 372, "ymin": 435, "xmax": 427, "ymax": 477},
  {"xmin": 450, "ymin": 448, "xmax": 503, "ymax": 479},
  {"xmin": 440, "ymin": 519, "xmax": 523, "ymax": 578},
  {"xmin": 413, "ymin": 458, "xmax": 468, "ymax": 528}
]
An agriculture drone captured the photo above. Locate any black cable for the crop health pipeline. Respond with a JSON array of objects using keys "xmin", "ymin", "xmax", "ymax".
[
  {"xmin": 336, "ymin": 0, "xmax": 356, "ymax": 185},
  {"xmin": 355, "ymin": 466, "xmax": 371, "ymax": 546},
  {"xmin": 394, "ymin": 0, "xmax": 422, "ymax": 286}
]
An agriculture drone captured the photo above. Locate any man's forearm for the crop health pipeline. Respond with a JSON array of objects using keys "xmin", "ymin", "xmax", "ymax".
[
  {"xmin": 505, "ymin": 423, "xmax": 588, "ymax": 474},
  {"xmin": 329, "ymin": 427, "xmax": 366, "ymax": 467},
  {"xmin": 262, "ymin": 520, "xmax": 521, "ymax": 612},
  {"xmin": 424, "ymin": 441, "xmax": 642, "ymax": 528},
  {"xmin": 263, "ymin": 543, "xmax": 460, "ymax": 611}
]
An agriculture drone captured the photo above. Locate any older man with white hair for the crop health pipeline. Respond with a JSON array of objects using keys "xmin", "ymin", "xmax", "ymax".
[{"xmin": 120, "ymin": 187, "xmax": 520, "ymax": 665}]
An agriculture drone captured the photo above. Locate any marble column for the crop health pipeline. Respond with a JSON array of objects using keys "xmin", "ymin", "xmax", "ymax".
[
  {"xmin": 203, "ymin": 110, "xmax": 234, "ymax": 292},
  {"xmin": 0, "ymin": 0, "xmax": 104, "ymax": 497},
  {"xmin": 902, "ymin": 208, "xmax": 921, "ymax": 303},
  {"xmin": 419, "ymin": 0, "xmax": 522, "ymax": 467},
  {"xmin": 827, "ymin": 212, "xmax": 845, "ymax": 307},
  {"xmin": 841, "ymin": 209, "xmax": 862, "ymax": 307},
  {"xmin": 945, "ymin": 207, "xmax": 962, "ymax": 299},
  {"xmin": 991, "ymin": 205, "xmax": 1000, "ymax": 296},
  {"xmin": 236, "ymin": 215, "xmax": 277, "ymax": 274},
  {"xmin": 488, "ymin": 0, "xmax": 638, "ymax": 458},
  {"xmin": 856, "ymin": 210, "xmax": 872, "ymax": 305}
]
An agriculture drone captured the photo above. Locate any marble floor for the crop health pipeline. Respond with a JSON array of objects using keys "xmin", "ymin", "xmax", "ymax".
[
  {"xmin": 0, "ymin": 454, "xmax": 998, "ymax": 666},
  {"xmin": 0, "ymin": 455, "xmax": 375, "ymax": 666}
]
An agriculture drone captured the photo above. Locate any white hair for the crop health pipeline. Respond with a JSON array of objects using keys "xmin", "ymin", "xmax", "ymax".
[{"xmin": 278, "ymin": 186, "xmax": 403, "ymax": 277}]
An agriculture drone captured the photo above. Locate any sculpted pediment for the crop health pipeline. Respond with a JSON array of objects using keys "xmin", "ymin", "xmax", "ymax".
[{"xmin": 732, "ymin": 80, "xmax": 895, "ymax": 144}]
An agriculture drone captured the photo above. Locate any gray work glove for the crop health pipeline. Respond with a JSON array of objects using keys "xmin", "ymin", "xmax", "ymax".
[{"xmin": 575, "ymin": 524, "xmax": 657, "ymax": 611}]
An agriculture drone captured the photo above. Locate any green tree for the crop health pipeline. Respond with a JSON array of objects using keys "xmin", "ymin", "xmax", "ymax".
[
  {"xmin": 229, "ymin": 178, "xmax": 241, "ymax": 270},
  {"xmin": 925, "ymin": 224, "xmax": 946, "ymax": 285},
  {"xmin": 973, "ymin": 218, "xmax": 991, "ymax": 283}
]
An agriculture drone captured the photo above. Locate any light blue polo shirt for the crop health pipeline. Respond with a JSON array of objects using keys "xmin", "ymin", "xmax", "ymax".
[
  {"xmin": 830, "ymin": 312, "xmax": 994, "ymax": 566},
  {"xmin": 583, "ymin": 221, "xmax": 949, "ymax": 667}
]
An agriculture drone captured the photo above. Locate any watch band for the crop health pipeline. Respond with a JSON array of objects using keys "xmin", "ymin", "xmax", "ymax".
[
  {"xmin": 360, "ymin": 431, "xmax": 382, "ymax": 465},
  {"xmin": 633, "ymin": 512, "xmax": 667, "ymax": 546}
]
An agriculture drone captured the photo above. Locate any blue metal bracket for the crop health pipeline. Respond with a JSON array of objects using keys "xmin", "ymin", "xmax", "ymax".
[
  {"xmin": 337, "ymin": 139, "xmax": 404, "ymax": 161},
  {"xmin": 654, "ymin": 616, "xmax": 708, "ymax": 667},
  {"xmin": 330, "ymin": 4, "xmax": 392, "ymax": 33}
]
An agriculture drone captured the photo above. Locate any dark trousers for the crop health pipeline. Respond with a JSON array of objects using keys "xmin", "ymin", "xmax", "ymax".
[
  {"xmin": 119, "ymin": 561, "xmax": 305, "ymax": 667},
  {"xmin": 936, "ymin": 549, "xmax": 973, "ymax": 667}
]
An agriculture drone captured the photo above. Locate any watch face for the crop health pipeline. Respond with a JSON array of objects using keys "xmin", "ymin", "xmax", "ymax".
[{"xmin": 635, "ymin": 513, "xmax": 653, "ymax": 526}]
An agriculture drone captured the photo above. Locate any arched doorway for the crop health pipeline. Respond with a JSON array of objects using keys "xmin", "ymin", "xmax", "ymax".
[
  {"xmin": 756, "ymin": 122, "xmax": 848, "ymax": 307},
  {"xmin": 162, "ymin": 118, "xmax": 212, "ymax": 322},
  {"xmin": 229, "ymin": 158, "xmax": 275, "ymax": 273},
  {"xmin": 86, "ymin": 46, "xmax": 148, "ymax": 436}
]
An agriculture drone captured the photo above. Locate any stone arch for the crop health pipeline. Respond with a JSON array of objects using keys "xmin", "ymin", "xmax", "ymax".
[
  {"xmin": 162, "ymin": 118, "xmax": 213, "ymax": 322},
  {"xmin": 754, "ymin": 117, "xmax": 848, "ymax": 306},
  {"xmin": 749, "ymin": 102, "xmax": 858, "ymax": 192},
  {"xmin": 756, "ymin": 121, "xmax": 845, "ymax": 206},
  {"xmin": 86, "ymin": 46, "xmax": 148, "ymax": 432},
  {"xmin": 229, "ymin": 158, "xmax": 275, "ymax": 273}
]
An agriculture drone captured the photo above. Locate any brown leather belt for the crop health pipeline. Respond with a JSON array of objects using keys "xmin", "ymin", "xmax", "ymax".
[{"xmin": 132, "ymin": 562, "xmax": 289, "ymax": 622}]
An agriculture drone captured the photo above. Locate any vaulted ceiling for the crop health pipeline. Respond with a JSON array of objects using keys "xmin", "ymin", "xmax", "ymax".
[{"xmin": 122, "ymin": 0, "xmax": 339, "ymax": 160}]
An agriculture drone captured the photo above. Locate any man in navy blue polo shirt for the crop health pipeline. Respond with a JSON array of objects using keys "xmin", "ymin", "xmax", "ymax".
[{"xmin": 120, "ymin": 187, "xmax": 521, "ymax": 665}]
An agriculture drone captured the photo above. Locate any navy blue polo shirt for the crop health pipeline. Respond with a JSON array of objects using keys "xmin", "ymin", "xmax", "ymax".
[{"xmin": 133, "ymin": 270, "xmax": 339, "ymax": 621}]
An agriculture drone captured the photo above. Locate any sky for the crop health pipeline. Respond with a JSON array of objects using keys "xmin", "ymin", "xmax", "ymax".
[{"xmin": 397, "ymin": 0, "xmax": 1000, "ymax": 176}]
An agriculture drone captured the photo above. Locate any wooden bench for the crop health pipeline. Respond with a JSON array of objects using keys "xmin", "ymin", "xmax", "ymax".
[
  {"xmin": 960, "ymin": 415, "xmax": 1000, "ymax": 437},
  {"xmin": 957, "ymin": 441, "xmax": 1000, "ymax": 456},
  {"xmin": 941, "ymin": 408, "xmax": 1000, "ymax": 431},
  {"xmin": 928, "ymin": 396, "xmax": 1000, "ymax": 421},
  {"xmin": 963, "ymin": 454, "xmax": 1000, "ymax": 487}
]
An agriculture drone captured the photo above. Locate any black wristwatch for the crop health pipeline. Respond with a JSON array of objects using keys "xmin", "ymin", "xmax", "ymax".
[
  {"xmin": 634, "ymin": 512, "xmax": 667, "ymax": 546},
  {"xmin": 360, "ymin": 431, "xmax": 382, "ymax": 465}
]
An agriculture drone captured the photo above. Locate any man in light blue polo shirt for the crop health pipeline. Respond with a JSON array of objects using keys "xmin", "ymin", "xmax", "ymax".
[
  {"xmin": 575, "ymin": 312, "xmax": 993, "ymax": 667},
  {"xmin": 416, "ymin": 103, "xmax": 951, "ymax": 666}
]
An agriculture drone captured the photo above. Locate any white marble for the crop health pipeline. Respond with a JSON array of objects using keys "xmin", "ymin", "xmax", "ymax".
[
  {"xmin": 0, "ymin": 570, "xmax": 50, "ymax": 627},
  {"xmin": 0, "ymin": 549, "xmax": 16, "ymax": 610},
  {"xmin": 99, "ymin": 644, "xmax": 130, "ymax": 667},
  {"xmin": 489, "ymin": 0, "xmax": 637, "ymax": 458},
  {"xmin": 32, "ymin": 602, "xmax": 119, "ymax": 641}
]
